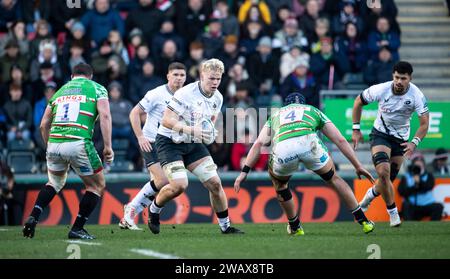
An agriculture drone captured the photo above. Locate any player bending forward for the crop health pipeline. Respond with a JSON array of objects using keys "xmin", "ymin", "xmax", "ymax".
[
  {"xmin": 234, "ymin": 93, "xmax": 376, "ymax": 235},
  {"xmin": 119, "ymin": 62, "xmax": 187, "ymax": 230}
]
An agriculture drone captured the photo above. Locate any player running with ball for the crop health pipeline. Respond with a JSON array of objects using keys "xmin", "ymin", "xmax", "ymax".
[
  {"xmin": 148, "ymin": 58, "xmax": 243, "ymax": 235},
  {"xmin": 119, "ymin": 62, "xmax": 186, "ymax": 230},
  {"xmin": 234, "ymin": 93, "xmax": 376, "ymax": 235}
]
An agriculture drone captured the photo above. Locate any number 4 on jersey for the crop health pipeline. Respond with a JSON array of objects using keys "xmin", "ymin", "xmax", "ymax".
[
  {"xmin": 280, "ymin": 108, "xmax": 307, "ymax": 125},
  {"xmin": 284, "ymin": 111, "xmax": 296, "ymax": 122}
]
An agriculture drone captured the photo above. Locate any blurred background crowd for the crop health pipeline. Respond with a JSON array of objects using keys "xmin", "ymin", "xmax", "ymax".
[{"xmin": 0, "ymin": 0, "xmax": 408, "ymax": 172}]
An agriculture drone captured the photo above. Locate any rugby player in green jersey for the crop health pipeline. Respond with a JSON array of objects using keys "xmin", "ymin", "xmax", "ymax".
[
  {"xmin": 234, "ymin": 93, "xmax": 375, "ymax": 235},
  {"xmin": 23, "ymin": 63, "xmax": 114, "ymax": 239}
]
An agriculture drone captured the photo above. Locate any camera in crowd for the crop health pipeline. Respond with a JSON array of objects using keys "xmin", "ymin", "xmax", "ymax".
[{"xmin": 410, "ymin": 165, "xmax": 422, "ymax": 175}]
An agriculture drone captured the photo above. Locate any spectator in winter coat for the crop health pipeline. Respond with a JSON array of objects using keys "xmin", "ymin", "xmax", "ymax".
[
  {"xmin": 3, "ymin": 84, "xmax": 32, "ymax": 143},
  {"xmin": 176, "ymin": 0, "xmax": 210, "ymax": 45},
  {"xmin": 151, "ymin": 19, "xmax": 185, "ymax": 62},
  {"xmin": 0, "ymin": 39, "xmax": 28, "ymax": 83},
  {"xmin": 334, "ymin": 22, "xmax": 368, "ymax": 73},
  {"xmin": 274, "ymin": 18, "xmax": 309, "ymax": 53},
  {"xmin": 246, "ymin": 36, "xmax": 280, "ymax": 97},
  {"xmin": 280, "ymin": 60, "xmax": 320, "ymax": 108},
  {"xmin": 80, "ymin": 0, "xmax": 125, "ymax": 48},
  {"xmin": 367, "ymin": 17, "xmax": 400, "ymax": 61},
  {"xmin": 310, "ymin": 37, "xmax": 350, "ymax": 89},
  {"xmin": 279, "ymin": 44, "xmax": 310, "ymax": 83},
  {"xmin": 125, "ymin": 0, "xmax": 164, "ymax": 46},
  {"xmin": 363, "ymin": 47, "xmax": 395, "ymax": 86}
]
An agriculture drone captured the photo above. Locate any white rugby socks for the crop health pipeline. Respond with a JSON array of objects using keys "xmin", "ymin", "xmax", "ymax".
[
  {"xmin": 216, "ymin": 209, "xmax": 231, "ymax": 231},
  {"xmin": 150, "ymin": 200, "xmax": 163, "ymax": 214},
  {"xmin": 129, "ymin": 181, "xmax": 158, "ymax": 214}
]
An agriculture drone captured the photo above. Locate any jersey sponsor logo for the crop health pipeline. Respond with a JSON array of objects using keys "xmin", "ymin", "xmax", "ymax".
[
  {"xmin": 54, "ymin": 95, "xmax": 86, "ymax": 104},
  {"xmin": 281, "ymin": 155, "xmax": 298, "ymax": 164},
  {"xmin": 53, "ymin": 123, "xmax": 89, "ymax": 130},
  {"xmin": 320, "ymin": 154, "xmax": 328, "ymax": 163},
  {"xmin": 47, "ymin": 151, "xmax": 60, "ymax": 157},
  {"xmin": 61, "ymin": 88, "xmax": 82, "ymax": 95},
  {"xmin": 384, "ymin": 97, "xmax": 390, "ymax": 103},
  {"xmin": 404, "ymin": 100, "xmax": 412, "ymax": 105},
  {"xmin": 380, "ymin": 107, "xmax": 394, "ymax": 113},
  {"xmin": 190, "ymin": 111, "xmax": 209, "ymax": 122}
]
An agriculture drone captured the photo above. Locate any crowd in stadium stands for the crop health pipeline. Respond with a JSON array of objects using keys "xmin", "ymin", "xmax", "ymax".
[{"xmin": 0, "ymin": 0, "xmax": 403, "ymax": 173}]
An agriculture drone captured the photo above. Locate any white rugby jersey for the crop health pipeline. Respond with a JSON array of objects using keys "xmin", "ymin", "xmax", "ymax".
[
  {"xmin": 360, "ymin": 81, "xmax": 429, "ymax": 141},
  {"xmin": 138, "ymin": 84, "xmax": 174, "ymax": 141},
  {"xmin": 158, "ymin": 81, "xmax": 223, "ymax": 141}
]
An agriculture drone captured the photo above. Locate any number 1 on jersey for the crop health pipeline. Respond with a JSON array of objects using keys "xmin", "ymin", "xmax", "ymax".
[
  {"xmin": 62, "ymin": 103, "xmax": 70, "ymax": 121},
  {"xmin": 55, "ymin": 102, "xmax": 80, "ymax": 123}
]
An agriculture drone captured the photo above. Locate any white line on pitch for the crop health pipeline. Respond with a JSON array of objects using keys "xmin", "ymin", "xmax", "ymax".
[
  {"xmin": 0, "ymin": 229, "xmax": 10, "ymax": 231},
  {"xmin": 65, "ymin": 240, "xmax": 102, "ymax": 246},
  {"xmin": 130, "ymin": 248, "xmax": 181, "ymax": 259}
]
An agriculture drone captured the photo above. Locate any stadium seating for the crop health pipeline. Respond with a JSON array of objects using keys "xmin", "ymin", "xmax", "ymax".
[
  {"xmin": 4, "ymin": 139, "xmax": 37, "ymax": 173},
  {"xmin": 112, "ymin": 138, "xmax": 130, "ymax": 162},
  {"xmin": 108, "ymin": 160, "xmax": 134, "ymax": 173},
  {"xmin": 343, "ymin": 73, "xmax": 366, "ymax": 90},
  {"xmin": 7, "ymin": 139, "xmax": 35, "ymax": 151},
  {"xmin": 7, "ymin": 151, "xmax": 37, "ymax": 174}
]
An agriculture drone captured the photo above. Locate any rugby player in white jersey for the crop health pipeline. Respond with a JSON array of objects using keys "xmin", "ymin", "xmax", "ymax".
[
  {"xmin": 119, "ymin": 62, "xmax": 186, "ymax": 230},
  {"xmin": 352, "ymin": 61, "xmax": 429, "ymax": 227},
  {"xmin": 148, "ymin": 58, "xmax": 243, "ymax": 234}
]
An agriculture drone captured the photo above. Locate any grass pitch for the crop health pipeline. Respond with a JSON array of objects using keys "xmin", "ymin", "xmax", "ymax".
[{"xmin": 1, "ymin": 222, "xmax": 449, "ymax": 259}]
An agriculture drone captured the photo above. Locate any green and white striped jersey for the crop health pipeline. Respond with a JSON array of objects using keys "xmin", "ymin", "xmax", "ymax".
[
  {"xmin": 48, "ymin": 77, "xmax": 108, "ymax": 142},
  {"xmin": 265, "ymin": 104, "xmax": 331, "ymax": 144}
]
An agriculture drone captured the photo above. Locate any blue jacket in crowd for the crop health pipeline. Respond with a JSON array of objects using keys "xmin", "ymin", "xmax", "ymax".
[
  {"xmin": 368, "ymin": 30, "xmax": 401, "ymax": 61},
  {"xmin": 399, "ymin": 173, "xmax": 436, "ymax": 207},
  {"xmin": 81, "ymin": 7, "xmax": 125, "ymax": 47}
]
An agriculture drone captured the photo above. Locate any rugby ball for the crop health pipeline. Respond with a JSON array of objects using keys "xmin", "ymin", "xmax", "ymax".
[{"xmin": 198, "ymin": 118, "xmax": 217, "ymax": 145}]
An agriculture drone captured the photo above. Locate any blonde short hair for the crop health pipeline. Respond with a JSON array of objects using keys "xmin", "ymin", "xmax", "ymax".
[{"xmin": 201, "ymin": 58, "xmax": 225, "ymax": 74}]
